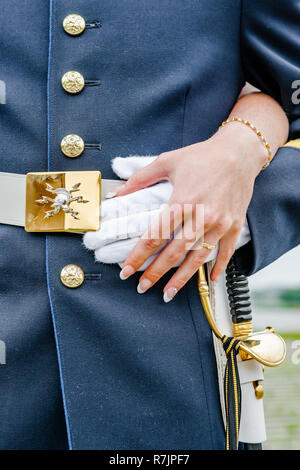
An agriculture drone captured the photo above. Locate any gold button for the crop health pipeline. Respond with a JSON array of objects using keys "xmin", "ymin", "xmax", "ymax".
[
  {"xmin": 61, "ymin": 134, "xmax": 85, "ymax": 158},
  {"xmin": 253, "ymin": 380, "xmax": 264, "ymax": 400},
  {"xmin": 63, "ymin": 14, "xmax": 86, "ymax": 36},
  {"xmin": 61, "ymin": 71, "xmax": 85, "ymax": 94},
  {"xmin": 60, "ymin": 264, "xmax": 85, "ymax": 288}
]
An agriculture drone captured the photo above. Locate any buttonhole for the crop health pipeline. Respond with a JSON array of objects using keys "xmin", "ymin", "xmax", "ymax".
[{"xmin": 85, "ymin": 273, "xmax": 102, "ymax": 281}]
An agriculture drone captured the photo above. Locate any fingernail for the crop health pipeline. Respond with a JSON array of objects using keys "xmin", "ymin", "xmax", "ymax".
[
  {"xmin": 114, "ymin": 184, "xmax": 126, "ymax": 194},
  {"xmin": 213, "ymin": 275, "xmax": 220, "ymax": 283},
  {"xmin": 106, "ymin": 184, "xmax": 126, "ymax": 199},
  {"xmin": 120, "ymin": 265, "xmax": 134, "ymax": 280},
  {"xmin": 137, "ymin": 279, "xmax": 152, "ymax": 294},
  {"xmin": 105, "ymin": 191, "xmax": 117, "ymax": 199},
  {"xmin": 163, "ymin": 287, "xmax": 178, "ymax": 303}
]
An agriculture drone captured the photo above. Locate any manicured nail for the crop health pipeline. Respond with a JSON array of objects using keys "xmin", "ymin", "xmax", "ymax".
[
  {"xmin": 106, "ymin": 184, "xmax": 126, "ymax": 199},
  {"xmin": 137, "ymin": 279, "xmax": 152, "ymax": 294},
  {"xmin": 120, "ymin": 265, "xmax": 134, "ymax": 280},
  {"xmin": 105, "ymin": 191, "xmax": 117, "ymax": 199},
  {"xmin": 212, "ymin": 274, "xmax": 220, "ymax": 283},
  {"xmin": 163, "ymin": 287, "xmax": 178, "ymax": 303},
  {"xmin": 114, "ymin": 184, "xmax": 126, "ymax": 194}
]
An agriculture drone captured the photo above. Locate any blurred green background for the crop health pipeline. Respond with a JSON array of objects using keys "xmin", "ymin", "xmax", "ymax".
[{"xmin": 249, "ymin": 245, "xmax": 300, "ymax": 450}]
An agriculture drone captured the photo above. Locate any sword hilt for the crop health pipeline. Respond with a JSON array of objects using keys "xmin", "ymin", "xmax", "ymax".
[{"xmin": 198, "ymin": 264, "xmax": 286, "ymax": 367}]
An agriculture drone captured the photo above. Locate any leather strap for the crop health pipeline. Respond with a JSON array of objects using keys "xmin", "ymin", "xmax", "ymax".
[
  {"xmin": 207, "ymin": 262, "xmax": 266, "ymax": 445},
  {"xmin": 0, "ymin": 172, "xmax": 121, "ymax": 227}
]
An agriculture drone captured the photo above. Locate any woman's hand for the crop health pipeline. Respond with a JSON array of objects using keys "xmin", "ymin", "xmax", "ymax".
[{"xmin": 115, "ymin": 124, "xmax": 268, "ymax": 301}]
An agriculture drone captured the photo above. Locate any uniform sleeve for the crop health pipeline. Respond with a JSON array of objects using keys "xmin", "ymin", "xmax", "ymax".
[{"xmin": 233, "ymin": 0, "xmax": 300, "ymax": 276}]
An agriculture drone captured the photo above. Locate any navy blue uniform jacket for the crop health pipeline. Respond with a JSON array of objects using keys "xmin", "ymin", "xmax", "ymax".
[{"xmin": 0, "ymin": 0, "xmax": 299, "ymax": 449}]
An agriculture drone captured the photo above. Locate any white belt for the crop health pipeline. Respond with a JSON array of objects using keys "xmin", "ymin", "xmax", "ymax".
[{"xmin": 0, "ymin": 171, "xmax": 120, "ymax": 231}]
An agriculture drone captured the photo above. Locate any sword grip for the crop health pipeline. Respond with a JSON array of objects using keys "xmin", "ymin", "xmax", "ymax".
[{"xmin": 226, "ymin": 259, "xmax": 252, "ymax": 326}]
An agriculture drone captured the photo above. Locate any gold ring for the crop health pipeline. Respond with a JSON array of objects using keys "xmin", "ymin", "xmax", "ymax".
[{"xmin": 200, "ymin": 242, "xmax": 216, "ymax": 251}]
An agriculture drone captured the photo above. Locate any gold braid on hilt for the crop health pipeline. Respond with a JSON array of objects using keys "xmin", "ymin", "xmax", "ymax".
[{"xmin": 198, "ymin": 265, "xmax": 286, "ymax": 367}]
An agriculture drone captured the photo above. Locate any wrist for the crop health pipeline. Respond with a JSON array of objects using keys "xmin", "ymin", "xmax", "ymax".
[{"xmin": 212, "ymin": 122, "xmax": 268, "ymax": 174}]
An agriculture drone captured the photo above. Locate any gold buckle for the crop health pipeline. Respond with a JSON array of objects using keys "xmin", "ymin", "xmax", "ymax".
[{"xmin": 25, "ymin": 171, "xmax": 101, "ymax": 232}]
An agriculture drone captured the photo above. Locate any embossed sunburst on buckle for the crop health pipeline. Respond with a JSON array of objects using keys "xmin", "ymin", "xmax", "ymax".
[{"xmin": 25, "ymin": 171, "xmax": 101, "ymax": 232}]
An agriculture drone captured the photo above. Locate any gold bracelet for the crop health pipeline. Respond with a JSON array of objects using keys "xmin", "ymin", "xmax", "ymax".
[{"xmin": 220, "ymin": 117, "xmax": 272, "ymax": 170}]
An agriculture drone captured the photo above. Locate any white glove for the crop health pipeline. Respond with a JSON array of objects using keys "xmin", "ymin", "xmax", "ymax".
[{"xmin": 83, "ymin": 156, "xmax": 251, "ymax": 270}]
